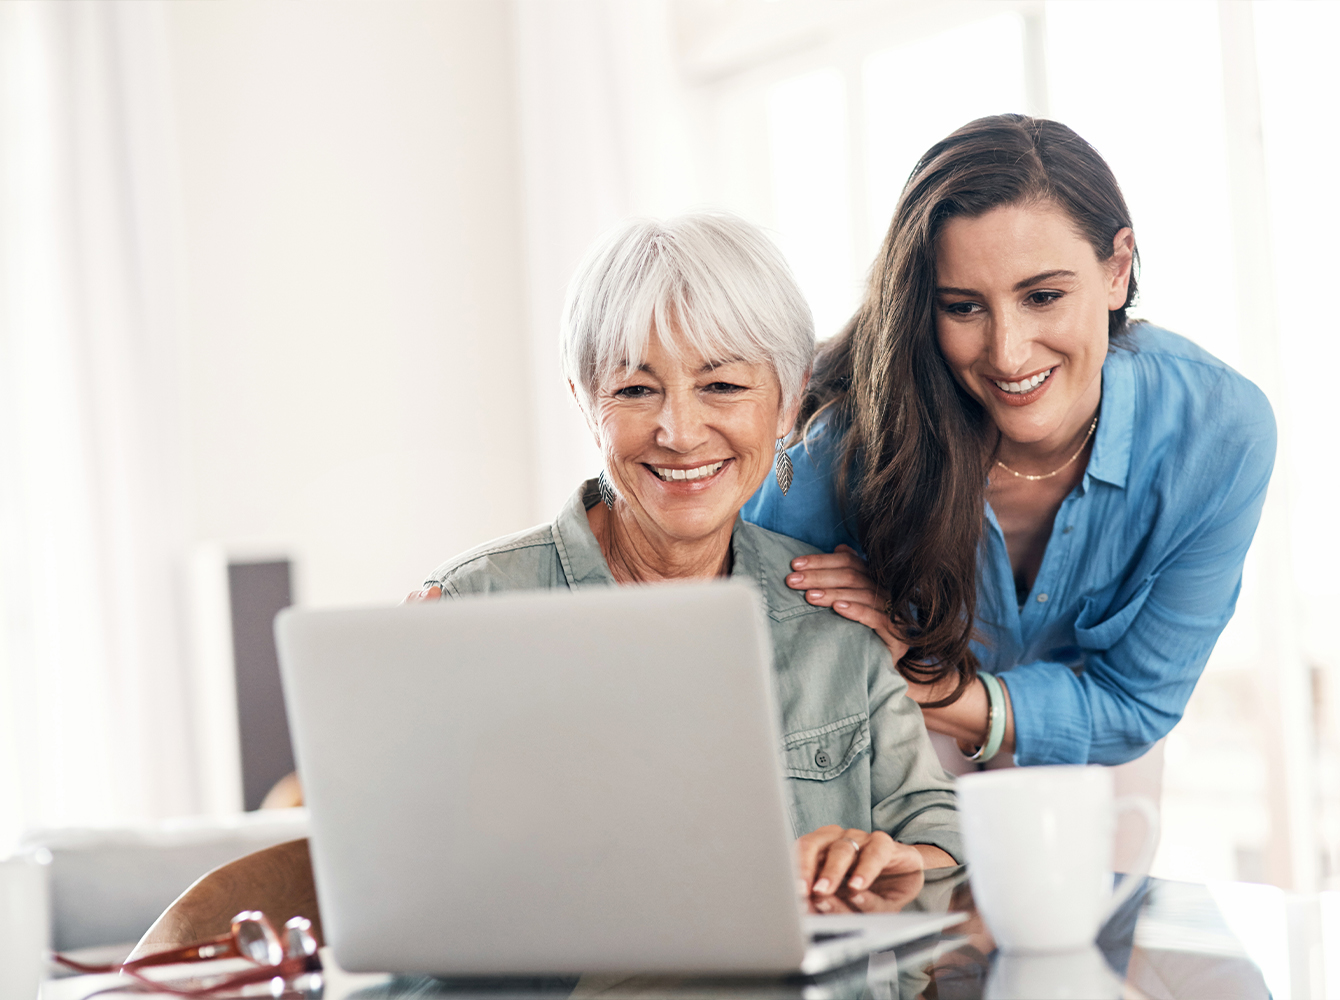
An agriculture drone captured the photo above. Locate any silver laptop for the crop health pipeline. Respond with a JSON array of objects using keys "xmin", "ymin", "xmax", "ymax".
[{"xmin": 275, "ymin": 580, "xmax": 964, "ymax": 977}]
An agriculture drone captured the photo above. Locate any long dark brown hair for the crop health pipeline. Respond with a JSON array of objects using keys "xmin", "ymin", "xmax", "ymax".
[{"xmin": 799, "ymin": 115, "xmax": 1138, "ymax": 705}]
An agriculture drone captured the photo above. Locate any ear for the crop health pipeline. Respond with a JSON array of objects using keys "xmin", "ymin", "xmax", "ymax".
[
  {"xmin": 1106, "ymin": 228, "xmax": 1135, "ymax": 310},
  {"xmin": 775, "ymin": 370, "xmax": 811, "ymax": 439},
  {"xmin": 569, "ymin": 380, "xmax": 601, "ymax": 442}
]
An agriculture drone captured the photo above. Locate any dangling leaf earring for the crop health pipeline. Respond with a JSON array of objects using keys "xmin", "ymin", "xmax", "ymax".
[
  {"xmin": 774, "ymin": 439, "xmax": 793, "ymax": 496},
  {"xmin": 597, "ymin": 470, "xmax": 618, "ymax": 509}
]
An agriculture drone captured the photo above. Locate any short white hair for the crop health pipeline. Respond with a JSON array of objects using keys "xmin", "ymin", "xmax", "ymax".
[{"xmin": 561, "ymin": 213, "xmax": 815, "ymax": 415}]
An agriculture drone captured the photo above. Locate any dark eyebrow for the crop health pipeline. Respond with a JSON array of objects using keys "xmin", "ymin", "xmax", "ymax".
[
  {"xmin": 936, "ymin": 270, "xmax": 1078, "ymax": 298},
  {"xmin": 1012, "ymin": 269, "xmax": 1076, "ymax": 291}
]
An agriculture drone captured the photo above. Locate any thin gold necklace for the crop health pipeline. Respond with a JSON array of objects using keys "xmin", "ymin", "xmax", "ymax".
[{"xmin": 994, "ymin": 415, "xmax": 1099, "ymax": 482}]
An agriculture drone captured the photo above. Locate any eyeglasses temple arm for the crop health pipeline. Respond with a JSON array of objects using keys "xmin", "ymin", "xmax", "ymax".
[{"xmin": 109, "ymin": 931, "xmax": 238, "ymax": 972}]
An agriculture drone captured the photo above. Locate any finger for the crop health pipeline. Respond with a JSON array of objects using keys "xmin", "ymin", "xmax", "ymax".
[
  {"xmin": 838, "ymin": 885, "xmax": 891, "ymax": 912},
  {"xmin": 830, "ymin": 602, "xmax": 910, "ymax": 660},
  {"xmin": 402, "ymin": 585, "xmax": 443, "ymax": 605},
  {"xmin": 842, "ymin": 891, "xmax": 873, "ymax": 911},
  {"xmin": 787, "ymin": 571, "xmax": 879, "ymax": 597},
  {"xmin": 843, "ymin": 870, "xmax": 925, "ymax": 912},
  {"xmin": 844, "ymin": 832, "xmax": 896, "ymax": 890},
  {"xmin": 800, "ymin": 587, "xmax": 885, "ymax": 611},
  {"xmin": 861, "ymin": 870, "xmax": 926, "ymax": 911},
  {"xmin": 790, "ymin": 549, "xmax": 870, "ymax": 574},
  {"xmin": 786, "ymin": 554, "xmax": 877, "ymax": 585},
  {"xmin": 795, "ymin": 826, "xmax": 842, "ymax": 891},
  {"xmin": 810, "ymin": 893, "xmax": 856, "ymax": 915},
  {"xmin": 813, "ymin": 831, "xmax": 865, "ymax": 895}
]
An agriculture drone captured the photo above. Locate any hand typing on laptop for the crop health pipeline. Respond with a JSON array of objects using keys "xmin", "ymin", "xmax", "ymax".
[
  {"xmin": 804, "ymin": 868, "xmax": 929, "ymax": 915},
  {"xmin": 797, "ymin": 825, "xmax": 954, "ymax": 897}
]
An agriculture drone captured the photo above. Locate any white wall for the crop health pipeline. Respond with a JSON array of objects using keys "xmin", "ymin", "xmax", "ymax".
[
  {"xmin": 514, "ymin": 0, "xmax": 699, "ymax": 518},
  {"xmin": 165, "ymin": 0, "xmax": 535, "ymax": 607}
]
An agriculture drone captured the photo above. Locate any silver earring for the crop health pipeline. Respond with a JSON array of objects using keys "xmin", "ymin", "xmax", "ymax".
[
  {"xmin": 774, "ymin": 439, "xmax": 793, "ymax": 496},
  {"xmin": 597, "ymin": 470, "xmax": 617, "ymax": 509}
]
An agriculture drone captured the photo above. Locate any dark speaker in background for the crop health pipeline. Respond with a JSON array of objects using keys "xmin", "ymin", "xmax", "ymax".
[{"xmin": 227, "ymin": 560, "xmax": 296, "ymax": 811}]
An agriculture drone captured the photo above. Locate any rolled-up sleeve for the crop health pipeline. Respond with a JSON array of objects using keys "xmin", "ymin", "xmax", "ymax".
[{"xmin": 866, "ymin": 649, "xmax": 963, "ymax": 861}]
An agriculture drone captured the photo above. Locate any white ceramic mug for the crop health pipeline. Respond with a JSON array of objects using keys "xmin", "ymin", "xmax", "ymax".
[
  {"xmin": 957, "ymin": 765, "xmax": 1159, "ymax": 953},
  {"xmin": 0, "ymin": 850, "xmax": 51, "ymax": 999},
  {"xmin": 985, "ymin": 945, "xmax": 1123, "ymax": 1000}
]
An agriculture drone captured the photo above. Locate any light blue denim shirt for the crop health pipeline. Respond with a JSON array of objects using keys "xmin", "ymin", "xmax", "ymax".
[
  {"xmin": 423, "ymin": 480, "xmax": 962, "ymax": 861},
  {"xmin": 744, "ymin": 325, "xmax": 1276, "ymax": 767}
]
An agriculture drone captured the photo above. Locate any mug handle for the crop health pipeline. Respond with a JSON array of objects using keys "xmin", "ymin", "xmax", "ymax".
[{"xmin": 1101, "ymin": 794, "xmax": 1161, "ymax": 922}]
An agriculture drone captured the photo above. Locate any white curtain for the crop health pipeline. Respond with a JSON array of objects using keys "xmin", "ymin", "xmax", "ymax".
[
  {"xmin": 514, "ymin": 0, "xmax": 697, "ymax": 519},
  {"xmin": 0, "ymin": 0, "xmax": 194, "ymax": 848}
]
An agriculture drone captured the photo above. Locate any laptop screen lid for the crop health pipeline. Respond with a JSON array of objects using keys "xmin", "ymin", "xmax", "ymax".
[{"xmin": 275, "ymin": 580, "xmax": 809, "ymax": 975}]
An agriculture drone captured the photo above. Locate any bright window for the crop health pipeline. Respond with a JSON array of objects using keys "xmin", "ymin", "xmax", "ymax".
[
  {"xmin": 766, "ymin": 69, "xmax": 855, "ymax": 340},
  {"xmin": 863, "ymin": 13, "xmax": 1028, "ymax": 262}
]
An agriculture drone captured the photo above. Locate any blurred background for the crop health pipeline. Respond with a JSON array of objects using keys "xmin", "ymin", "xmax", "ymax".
[{"xmin": 0, "ymin": 0, "xmax": 1335, "ymax": 898}]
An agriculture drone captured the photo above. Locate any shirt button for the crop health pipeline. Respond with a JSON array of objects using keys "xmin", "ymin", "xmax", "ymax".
[
  {"xmin": 1037, "ymin": 593, "xmax": 1049, "ymax": 603},
  {"xmin": 814, "ymin": 749, "xmax": 831, "ymax": 768},
  {"xmin": 1062, "ymin": 525, "xmax": 1074, "ymax": 534}
]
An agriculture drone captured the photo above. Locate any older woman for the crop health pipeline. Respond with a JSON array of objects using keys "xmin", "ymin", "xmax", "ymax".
[{"xmin": 416, "ymin": 214, "xmax": 959, "ymax": 895}]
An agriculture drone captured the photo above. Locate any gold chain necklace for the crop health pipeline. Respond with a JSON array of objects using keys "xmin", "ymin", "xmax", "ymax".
[{"xmin": 994, "ymin": 415, "xmax": 1099, "ymax": 482}]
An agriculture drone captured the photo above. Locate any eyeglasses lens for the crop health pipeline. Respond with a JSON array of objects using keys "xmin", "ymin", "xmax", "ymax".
[
  {"xmin": 283, "ymin": 916, "xmax": 319, "ymax": 959},
  {"xmin": 236, "ymin": 917, "xmax": 284, "ymax": 966}
]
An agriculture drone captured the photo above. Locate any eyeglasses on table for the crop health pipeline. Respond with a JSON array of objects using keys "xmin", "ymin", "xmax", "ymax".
[{"xmin": 54, "ymin": 910, "xmax": 321, "ymax": 997}]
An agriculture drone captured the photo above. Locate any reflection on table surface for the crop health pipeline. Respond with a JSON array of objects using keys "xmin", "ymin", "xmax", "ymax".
[{"xmin": 48, "ymin": 867, "xmax": 1322, "ymax": 1000}]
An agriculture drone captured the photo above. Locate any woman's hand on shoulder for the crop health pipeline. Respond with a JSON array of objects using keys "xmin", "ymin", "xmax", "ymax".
[{"xmin": 786, "ymin": 546, "xmax": 909, "ymax": 662}]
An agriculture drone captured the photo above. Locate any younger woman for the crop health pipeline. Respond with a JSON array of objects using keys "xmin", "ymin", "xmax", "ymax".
[{"xmin": 747, "ymin": 115, "xmax": 1274, "ymax": 777}]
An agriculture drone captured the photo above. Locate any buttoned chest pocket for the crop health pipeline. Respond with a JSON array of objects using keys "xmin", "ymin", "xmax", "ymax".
[{"xmin": 783, "ymin": 715, "xmax": 870, "ymax": 780}]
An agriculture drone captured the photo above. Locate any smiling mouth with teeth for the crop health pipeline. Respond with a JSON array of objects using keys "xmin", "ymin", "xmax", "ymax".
[
  {"xmin": 992, "ymin": 368, "xmax": 1054, "ymax": 394},
  {"xmin": 649, "ymin": 460, "xmax": 726, "ymax": 482}
]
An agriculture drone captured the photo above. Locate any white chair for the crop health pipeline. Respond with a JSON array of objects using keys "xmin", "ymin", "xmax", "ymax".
[{"xmin": 24, "ymin": 808, "xmax": 308, "ymax": 952}]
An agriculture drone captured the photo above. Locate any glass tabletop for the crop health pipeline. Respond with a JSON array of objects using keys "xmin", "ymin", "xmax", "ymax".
[
  {"xmin": 308, "ymin": 868, "xmax": 1280, "ymax": 1000},
  {"xmin": 49, "ymin": 868, "xmax": 1320, "ymax": 1000}
]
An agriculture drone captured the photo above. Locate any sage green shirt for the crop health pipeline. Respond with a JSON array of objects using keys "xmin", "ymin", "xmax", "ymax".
[{"xmin": 424, "ymin": 480, "xmax": 961, "ymax": 862}]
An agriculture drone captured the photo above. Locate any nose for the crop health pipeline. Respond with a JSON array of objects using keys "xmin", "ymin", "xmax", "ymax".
[
  {"xmin": 656, "ymin": 387, "xmax": 711, "ymax": 453},
  {"xmin": 984, "ymin": 309, "xmax": 1032, "ymax": 376}
]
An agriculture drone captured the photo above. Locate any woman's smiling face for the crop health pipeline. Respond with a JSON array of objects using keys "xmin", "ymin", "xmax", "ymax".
[
  {"xmin": 933, "ymin": 200, "xmax": 1134, "ymax": 454},
  {"xmin": 591, "ymin": 330, "xmax": 795, "ymax": 548}
]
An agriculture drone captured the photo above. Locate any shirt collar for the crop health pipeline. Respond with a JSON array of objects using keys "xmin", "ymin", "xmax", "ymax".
[
  {"xmin": 553, "ymin": 478, "xmax": 757, "ymax": 589},
  {"xmin": 1085, "ymin": 348, "xmax": 1135, "ymax": 490},
  {"xmin": 726, "ymin": 515, "xmax": 771, "ymax": 606},
  {"xmin": 552, "ymin": 480, "xmax": 618, "ymax": 587}
]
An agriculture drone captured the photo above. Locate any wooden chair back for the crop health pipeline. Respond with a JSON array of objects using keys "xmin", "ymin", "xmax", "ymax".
[{"xmin": 127, "ymin": 837, "xmax": 321, "ymax": 963}]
